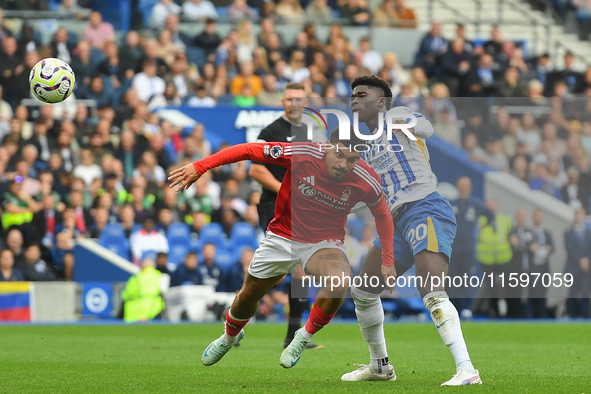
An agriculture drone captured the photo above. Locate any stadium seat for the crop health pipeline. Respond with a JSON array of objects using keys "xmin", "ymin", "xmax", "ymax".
[
  {"xmin": 198, "ymin": 223, "xmax": 229, "ymax": 251},
  {"xmin": 168, "ymin": 244, "xmax": 190, "ymax": 266},
  {"xmin": 229, "ymin": 222, "xmax": 259, "ymax": 251},
  {"xmin": 98, "ymin": 223, "xmax": 131, "ymax": 260},
  {"xmin": 166, "ymin": 223, "xmax": 192, "ymax": 265},
  {"xmin": 214, "ymin": 249, "xmax": 235, "ymax": 272}
]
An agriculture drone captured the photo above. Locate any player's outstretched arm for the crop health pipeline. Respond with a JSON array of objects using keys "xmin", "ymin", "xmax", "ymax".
[
  {"xmin": 368, "ymin": 196, "xmax": 397, "ymax": 292},
  {"xmin": 168, "ymin": 142, "xmax": 291, "ymax": 192}
]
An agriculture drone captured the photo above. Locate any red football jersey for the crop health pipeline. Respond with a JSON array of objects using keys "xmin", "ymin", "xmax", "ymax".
[{"xmin": 193, "ymin": 142, "xmax": 383, "ymax": 243}]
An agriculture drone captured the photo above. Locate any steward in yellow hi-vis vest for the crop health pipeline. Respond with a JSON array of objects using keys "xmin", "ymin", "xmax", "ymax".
[
  {"xmin": 121, "ymin": 258, "xmax": 165, "ymax": 322},
  {"xmin": 476, "ymin": 211, "xmax": 513, "ymax": 266}
]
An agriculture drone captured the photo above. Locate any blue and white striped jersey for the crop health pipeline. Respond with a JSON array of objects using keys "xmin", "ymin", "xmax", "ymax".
[{"xmin": 361, "ymin": 106, "xmax": 438, "ymax": 211}]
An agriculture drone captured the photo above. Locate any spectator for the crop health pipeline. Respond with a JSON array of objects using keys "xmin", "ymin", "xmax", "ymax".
[
  {"xmin": 276, "ymin": 0, "xmax": 305, "ymax": 25},
  {"xmin": 171, "ymin": 251, "xmax": 202, "ymax": 286},
  {"xmin": 118, "ymin": 31, "xmax": 142, "ymax": 74},
  {"xmin": 455, "ymin": 23, "xmax": 474, "ymax": 53},
  {"xmin": 150, "ymin": 0, "xmax": 181, "ymax": 30},
  {"xmin": 546, "ymin": 51, "xmax": 582, "ymax": 96},
  {"xmin": 155, "ymin": 252, "xmax": 172, "ymax": 275},
  {"xmin": 358, "ymin": 37, "xmax": 383, "ymax": 75},
  {"xmin": 228, "ymin": 0, "xmax": 258, "ymax": 21},
  {"xmin": 440, "ymin": 38, "xmax": 471, "ymax": 97},
  {"xmin": 73, "ymin": 149, "xmax": 103, "ymax": 188},
  {"xmin": 5, "ymin": 229, "xmax": 26, "ymax": 271},
  {"xmin": 561, "ymin": 167, "xmax": 589, "ymax": 211},
  {"xmin": 194, "ymin": 18, "xmax": 222, "ymax": 57},
  {"xmin": 483, "ymin": 25, "xmax": 503, "ymax": 59},
  {"xmin": 394, "ymin": 0, "xmax": 417, "ymax": 28},
  {"xmin": 198, "ymin": 243, "xmax": 222, "ymax": 290},
  {"xmin": 284, "ymin": 51, "xmax": 310, "ymax": 84},
  {"xmin": 134, "ymin": 151, "xmax": 166, "ymax": 186},
  {"xmin": 449, "ymin": 177, "xmax": 494, "ymax": 314},
  {"xmin": 256, "ymin": 74, "xmax": 283, "ymax": 106},
  {"xmin": 224, "ymin": 247, "xmax": 254, "ymax": 292},
  {"xmin": 465, "ymin": 53, "xmax": 499, "ymax": 97},
  {"xmin": 528, "ymin": 209, "xmax": 553, "ymax": 318},
  {"xmin": 182, "ymin": 0, "xmax": 218, "ymax": 21},
  {"xmin": 96, "ymin": 41, "xmax": 131, "ymax": 88},
  {"xmin": 501, "ymin": 117, "xmax": 522, "ymax": 158},
  {"xmin": 464, "ymin": 132, "xmax": 490, "ymax": 166},
  {"xmin": 70, "ymin": 40, "xmax": 94, "ymax": 90},
  {"xmin": 415, "ymin": 21, "xmax": 447, "ymax": 78},
  {"xmin": 22, "ymin": 244, "xmax": 55, "ymax": 281},
  {"xmin": 305, "ymin": 0, "xmax": 333, "ymax": 24},
  {"xmin": 0, "ymin": 249, "xmax": 23, "ymax": 281},
  {"xmin": 50, "ymin": 27, "xmax": 75, "ymax": 64},
  {"xmin": 373, "ymin": 0, "xmax": 397, "ymax": 27},
  {"xmin": 497, "ymin": 66, "xmax": 523, "ymax": 98},
  {"xmin": 132, "ymin": 60, "xmax": 166, "ymax": 102},
  {"xmin": 130, "ymin": 217, "xmax": 169, "ymax": 265},
  {"xmin": 433, "ymin": 108, "xmax": 461, "ymax": 147},
  {"xmin": 0, "ymin": 85, "xmax": 13, "ymax": 120},
  {"xmin": 121, "ymin": 257, "xmax": 166, "ymax": 322},
  {"xmin": 230, "ymin": 61, "xmax": 263, "ymax": 96},
  {"xmin": 519, "ymin": 112, "xmax": 541, "ymax": 155},
  {"xmin": 80, "ymin": 76, "xmax": 114, "ymax": 109},
  {"xmin": 120, "ymin": 204, "xmax": 137, "ymax": 238},
  {"xmin": 137, "ymin": 39, "xmax": 169, "ymax": 77},
  {"xmin": 156, "ymin": 36, "xmax": 181, "ymax": 72},
  {"xmin": 187, "ymin": 85, "xmax": 216, "ymax": 107},
  {"xmin": 1, "ymin": 177, "xmax": 41, "ymax": 233},
  {"xmin": 564, "ymin": 208, "xmax": 591, "ymax": 318},
  {"xmin": 529, "ymin": 163, "xmax": 562, "ymax": 200},
  {"xmin": 82, "ymin": 11, "xmax": 115, "ymax": 49},
  {"xmin": 339, "ymin": 0, "xmax": 371, "ymax": 26}
]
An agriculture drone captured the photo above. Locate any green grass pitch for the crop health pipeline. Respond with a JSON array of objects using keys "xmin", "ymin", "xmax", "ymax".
[{"xmin": 1, "ymin": 322, "xmax": 589, "ymax": 393}]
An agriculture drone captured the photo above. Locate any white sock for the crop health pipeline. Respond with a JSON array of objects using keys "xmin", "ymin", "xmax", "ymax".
[
  {"xmin": 423, "ymin": 291, "xmax": 475, "ymax": 374},
  {"xmin": 352, "ymin": 286, "xmax": 390, "ymax": 375},
  {"xmin": 300, "ymin": 327, "xmax": 314, "ymax": 340}
]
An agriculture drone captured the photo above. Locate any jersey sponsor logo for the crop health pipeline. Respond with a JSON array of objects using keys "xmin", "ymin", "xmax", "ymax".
[
  {"xmin": 270, "ymin": 145, "xmax": 283, "ymax": 158},
  {"xmin": 263, "ymin": 144, "xmax": 270, "ymax": 157},
  {"xmin": 303, "ymin": 176, "xmax": 315, "ymax": 186},
  {"xmin": 286, "ymin": 135, "xmax": 294, "ymax": 142},
  {"xmin": 298, "ymin": 181, "xmax": 351, "ymax": 210}
]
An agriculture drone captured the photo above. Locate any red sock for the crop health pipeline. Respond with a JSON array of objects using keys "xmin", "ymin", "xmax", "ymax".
[
  {"xmin": 304, "ymin": 302, "xmax": 335, "ymax": 336},
  {"xmin": 225, "ymin": 310, "xmax": 249, "ymax": 337}
]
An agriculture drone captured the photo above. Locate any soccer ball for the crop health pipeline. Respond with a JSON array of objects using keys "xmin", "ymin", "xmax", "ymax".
[{"xmin": 29, "ymin": 58, "xmax": 76, "ymax": 103}]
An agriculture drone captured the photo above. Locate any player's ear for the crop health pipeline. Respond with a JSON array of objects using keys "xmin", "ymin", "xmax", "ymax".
[{"xmin": 378, "ymin": 97, "xmax": 387, "ymax": 108}]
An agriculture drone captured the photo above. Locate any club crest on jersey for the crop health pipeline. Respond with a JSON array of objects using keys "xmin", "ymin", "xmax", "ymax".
[
  {"xmin": 341, "ymin": 187, "xmax": 351, "ymax": 202},
  {"xmin": 270, "ymin": 145, "xmax": 283, "ymax": 158}
]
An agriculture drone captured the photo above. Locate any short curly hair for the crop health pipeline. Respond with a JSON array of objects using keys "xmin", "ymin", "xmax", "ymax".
[{"xmin": 350, "ymin": 75, "xmax": 393, "ymax": 109}]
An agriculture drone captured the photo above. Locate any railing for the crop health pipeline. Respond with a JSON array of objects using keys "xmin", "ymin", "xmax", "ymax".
[{"xmin": 427, "ymin": 0, "xmax": 591, "ymax": 67}]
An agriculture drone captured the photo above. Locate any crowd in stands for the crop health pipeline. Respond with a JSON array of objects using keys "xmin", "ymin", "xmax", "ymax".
[{"xmin": 1, "ymin": 0, "xmax": 591, "ymax": 318}]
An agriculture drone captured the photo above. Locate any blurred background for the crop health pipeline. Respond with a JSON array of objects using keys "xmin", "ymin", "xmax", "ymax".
[{"xmin": 0, "ymin": 0, "xmax": 590, "ymax": 323}]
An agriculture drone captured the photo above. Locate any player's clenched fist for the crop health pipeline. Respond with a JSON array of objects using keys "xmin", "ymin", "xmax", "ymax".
[
  {"xmin": 381, "ymin": 264, "xmax": 397, "ymax": 294},
  {"xmin": 168, "ymin": 163, "xmax": 201, "ymax": 192}
]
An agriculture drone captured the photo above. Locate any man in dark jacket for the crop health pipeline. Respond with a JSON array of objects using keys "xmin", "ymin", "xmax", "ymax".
[
  {"xmin": 508, "ymin": 208, "xmax": 534, "ymax": 318},
  {"xmin": 440, "ymin": 38, "xmax": 471, "ymax": 96},
  {"xmin": 449, "ymin": 177, "xmax": 494, "ymax": 314},
  {"xmin": 564, "ymin": 208, "xmax": 591, "ymax": 318},
  {"xmin": 171, "ymin": 251, "xmax": 202, "ymax": 286},
  {"xmin": 527, "ymin": 209, "xmax": 553, "ymax": 318}
]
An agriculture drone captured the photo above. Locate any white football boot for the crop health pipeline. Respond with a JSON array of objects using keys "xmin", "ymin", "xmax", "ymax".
[
  {"xmin": 280, "ymin": 328, "xmax": 310, "ymax": 368},
  {"xmin": 341, "ymin": 364, "xmax": 397, "ymax": 382},
  {"xmin": 201, "ymin": 330, "xmax": 245, "ymax": 366},
  {"xmin": 441, "ymin": 369, "xmax": 482, "ymax": 386}
]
